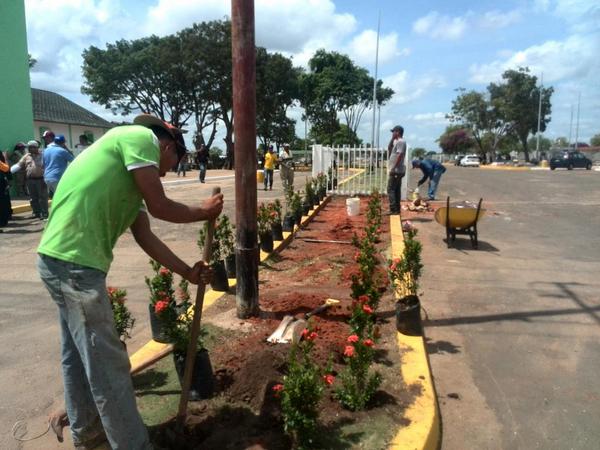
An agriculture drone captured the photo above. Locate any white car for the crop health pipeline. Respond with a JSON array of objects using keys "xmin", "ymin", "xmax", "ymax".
[{"xmin": 460, "ymin": 155, "xmax": 480, "ymax": 167}]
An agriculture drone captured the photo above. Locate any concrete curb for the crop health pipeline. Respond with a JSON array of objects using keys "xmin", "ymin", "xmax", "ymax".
[
  {"xmin": 479, "ymin": 165, "xmax": 531, "ymax": 171},
  {"xmin": 388, "ymin": 214, "xmax": 442, "ymax": 450},
  {"xmin": 129, "ymin": 195, "xmax": 332, "ymax": 374}
]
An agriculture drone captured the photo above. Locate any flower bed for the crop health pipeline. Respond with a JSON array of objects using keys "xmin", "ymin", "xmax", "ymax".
[{"xmin": 135, "ymin": 196, "xmax": 416, "ymax": 449}]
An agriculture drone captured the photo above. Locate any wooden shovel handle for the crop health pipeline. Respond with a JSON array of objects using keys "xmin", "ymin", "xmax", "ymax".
[{"xmin": 176, "ymin": 186, "xmax": 221, "ymax": 428}]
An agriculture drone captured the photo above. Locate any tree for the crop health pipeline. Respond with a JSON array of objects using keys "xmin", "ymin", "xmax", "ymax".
[
  {"xmin": 590, "ymin": 134, "xmax": 600, "ymax": 147},
  {"xmin": 554, "ymin": 137, "xmax": 569, "ymax": 148},
  {"xmin": 309, "ymin": 124, "xmax": 361, "ymax": 146},
  {"xmin": 255, "ymin": 49, "xmax": 301, "ymax": 149},
  {"xmin": 447, "ymin": 89, "xmax": 512, "ymax": 161},
  {"xmin": 302, "ymin": 49, "xmax": 393, "ymax": 145},
  {"xmin": 81, "ymin": 36, "xmax": 193, "ymax": 127},
  {"xmin": 437, "ymin": 125, "xmax": 475, "ymax": 155},
  {"xmin": 411, "ymin": 148, "xmax": 427, "ymax": 159},
  {"xmin": 527, "ymin": 136, "xmax": 552, "ymax": 154},
  {"xmin": 489, "ymin": 67, "xmax": 553, "ymax": 162}
]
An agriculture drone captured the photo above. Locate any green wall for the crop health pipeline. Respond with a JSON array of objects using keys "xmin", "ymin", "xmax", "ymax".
[{"xmin": 0, "ymin": 0, "xmax": 34, "ymax": 153}]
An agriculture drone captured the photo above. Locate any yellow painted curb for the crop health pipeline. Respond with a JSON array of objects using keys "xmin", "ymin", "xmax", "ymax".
[
  {"xmin": 129, "ymin": 195, "xmax": 332, "ymax": 374},
  {"xmin": 388, "ymin": 215, "xmax": 441, "ymax": 450},
  {"xmin": 12, "ymin": 200, "xmax": 52, "ymax": 214},
  {"xmin": 479, "ymin": 165, "xmax": 530, "ymax": 171}
]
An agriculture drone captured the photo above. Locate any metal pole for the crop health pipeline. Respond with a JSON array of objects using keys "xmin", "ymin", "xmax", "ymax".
[
  {"xmin": 568, "ymin": 105, "xmax": 573, "ymax": 148},
  {"xmin": 536, "ymin": 73, "xmax": 543, "ymax": 160},
  {"xmin": 232, "ymin": 0, "xmax": 259, "ymax": 318},
  {"xmin": 574, "ymin": 92, "xmax": 581, "ymax": 150},
  {"xmin": 371, "ymin": 11, "xmax": 380, "ymax": 149}
]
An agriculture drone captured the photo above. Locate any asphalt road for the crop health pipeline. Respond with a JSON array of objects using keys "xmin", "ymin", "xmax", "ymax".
[
  {"xmin": 418, "ymin": 166, "xmax": 600, "ymax": 450},
  {"xmin": 0, "ymin": 168, "xmax": 311, "ymax": 450}
]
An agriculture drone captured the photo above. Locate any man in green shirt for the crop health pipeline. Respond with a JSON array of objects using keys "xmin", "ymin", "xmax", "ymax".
[{"xmin": 37, "ymin": 114, "xmax": 223, "ymax": 450}]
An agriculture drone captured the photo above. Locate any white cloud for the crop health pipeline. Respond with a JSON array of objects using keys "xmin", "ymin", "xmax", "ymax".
[
  {"xmin": 412, "ymin": 9, "xmax": 522, "ymax": 40},
  {"xmin": 408, "ymin": 112, "xmax": 449, "ymax": 125},
  {"xmin": 345, "ymin": 30, "xmax": 409, "ymax": 66},
  {"xmin": 383, "ymin": 71, "xmax": 446, "ymax": 105},
  {"xmin": 413, "ymin": 12, "xmax": 467, "ymax": 40},
  {"xmin": 468, "ymin": 34, "xmax": 598, "ymax": 84}
]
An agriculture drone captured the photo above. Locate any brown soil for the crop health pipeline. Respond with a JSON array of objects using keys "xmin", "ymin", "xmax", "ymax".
[{"xmin": 152, "ymin": 196, "xmax": 416, "ymax": 449}]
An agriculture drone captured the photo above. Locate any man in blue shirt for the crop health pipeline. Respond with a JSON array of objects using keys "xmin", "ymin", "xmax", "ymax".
[
  {"xmin": 412, "ymin": 158, "xmax": 446, "ymax": 201},
  {"xmin": 43, "ymin": 135, "xmax": 74, "ymax": 198}
]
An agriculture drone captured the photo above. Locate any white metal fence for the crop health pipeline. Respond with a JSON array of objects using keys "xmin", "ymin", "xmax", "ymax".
[{"xmin": 311, "ymin": 144, "xmax": 390, "ymax": 195}]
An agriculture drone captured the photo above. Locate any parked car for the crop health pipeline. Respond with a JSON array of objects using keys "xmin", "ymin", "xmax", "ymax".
[
  {"xmin": 460, "ymin": 155, "xmax": 480, "ymax": 167},
  {"xmin": 454, "ymin": 154, "xmax": 465, "ymax": 166},
  {"xmin": 549, "ymin": 151, "xmax": 592, "ymax": 170}
]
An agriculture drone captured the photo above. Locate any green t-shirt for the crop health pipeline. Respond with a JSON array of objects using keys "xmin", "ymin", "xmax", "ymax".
[{"xmin": 38, "ymin": 125, "xmax": 160, "ymax": 273}]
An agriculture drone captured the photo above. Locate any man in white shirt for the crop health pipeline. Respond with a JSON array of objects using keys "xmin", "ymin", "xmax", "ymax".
[{"xmin": 387, "ymin": 125, "xmax": 407, "ymax": 215}]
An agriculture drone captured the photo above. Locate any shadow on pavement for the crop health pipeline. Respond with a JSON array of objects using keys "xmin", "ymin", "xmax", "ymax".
[
  {"xmin": 425, "ymin": 338, "xmax": 461, "ymax": 355},
  {"xmin": 442, "ymin": 239, "xmax": 500, "ymax": 253}
]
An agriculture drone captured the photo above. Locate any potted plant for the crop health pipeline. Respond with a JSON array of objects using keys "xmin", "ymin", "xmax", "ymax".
[
  {"xmin": 258, "ymin": 202, "xmax": 274, "ymax": 252},
  {"xmin": 155, "ymin": 282, "xmax": 215, "ymax": 401},
  {"xmin": 291, "ymin": 191, "xmax": 303, "ymax": 226},
  {"xmin": 145, "ymin": 260, "xmax": 177, "ymax": 343},
  {"xmin": 107, "ymin": 287, "xmax": 135, "ymax": 347},
  {"xmin": 316, "ymin": 172, "xmax": 327, "ymax": 199},
  {"xmin": 269, "ymin": 200, "xmax": 284, "ymax": 241},
  {"xmin": 198, "ymin": 220, "xmax": 229, "ymax": 291},
  {"xmin": 302, "ymin": 178, "xmax": 314, "ymax": 215},
  {"xmin": 283, "ymin": 185, "xmax": 296, "ymax": 232},
  {"xmin": 217, "ymin": 215, "xmax": 236, "ymax": 278},
  {"xmin": 311, "ymin": 178, "xmax": 320, "ymax": 206},
  {"xmin": 389, "ymin": 229, "xmax": 423, "ymax": 335}
]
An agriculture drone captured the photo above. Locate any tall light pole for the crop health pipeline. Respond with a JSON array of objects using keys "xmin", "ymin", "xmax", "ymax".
[
  {"xmin": 568, "ymin": 104, "xmax": 573, "ymax": 148},
  {"xmin": 370, "ymin": 11, "xmax": 380, "ymax": 149},
  {"xmin": 535, "ymin": 73, "xmax": 543, "ymax": 160},
  {"xmin": 574, "ymin": 92, "xmax": 581, "ymax": 150}
]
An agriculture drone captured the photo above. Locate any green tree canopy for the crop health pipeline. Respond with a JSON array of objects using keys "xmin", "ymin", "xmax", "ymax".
[
  {"xmin": 411, "ymin": 147, "xmax": 427, "ymax": 159},
  {"xmin": 489, "ymin": 67, "xmax": 553, "ymax": 162},
  {"xmin": 590, "ymin": 134, "xmax": 600, "ymax": 147},
  {"xmin": 437, "ymin": 125, "xmax": 475, "ymax": 154}
]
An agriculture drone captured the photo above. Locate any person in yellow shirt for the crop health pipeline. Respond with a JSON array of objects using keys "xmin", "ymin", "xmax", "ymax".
[{"xmin": 264, "ymin": 145, "xmax": 278, "ymax": 191}]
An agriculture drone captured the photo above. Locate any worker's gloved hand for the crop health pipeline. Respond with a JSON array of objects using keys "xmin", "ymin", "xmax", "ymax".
[
  {"xmin": 186, "ymin": 260, "xmax": 213, "ymax": 285},
  {"xmin": 202, "ymin": 193, "xmax": 224, "ymax": 220}
]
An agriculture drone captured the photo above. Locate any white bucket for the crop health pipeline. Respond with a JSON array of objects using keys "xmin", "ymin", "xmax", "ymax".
[{"xmin": 346, "ymin": 197, "xmax": 360, "ymax": 216}]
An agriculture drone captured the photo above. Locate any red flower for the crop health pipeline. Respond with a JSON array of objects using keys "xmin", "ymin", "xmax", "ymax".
[
  {"xmin": 309, "ymin": 331, "xmax": 318, "ymax": 341},
  {"xmin": 301, "ymin": 328, "xmax": 309, "ymax": 339},
  {"xmin": 159, "ymin": 267, "xmax": 170, "ymax": 277},
  {"xmin": 362, "ymin": 304, "xmax": 373, "ymax": 314},
  {"xmin": 364, "ymin": 339, "xmax": 374, "ymax": 347},
  {"xmin": 272, "ymin": 383, "xmax": 284, "ymax": 397},
  {"xmin": 301, "ymin": 328, "xmax": 318, "ymax": 341},
  {"xmin": 347, "ymin": 334, "xmax": 359, "ymax": 343},
  {"xmin": 154, "ymin": 300, "xmax": 170, "ymax": 315},
  {"xmin": 107, "ymin": 287, "xmax": 117, "ymax": 296},
  {"xmin": 354, "ymin": 251, "xmax": 361, "ymax": 262},
  {"xmin": 357, "ymin": 294, "xmax": 369, "ymax": 304},
  {"xmin": 323, "ymin": 374, "xmax": 335, "ymax": 385},
  {"xmin": 343, "ymin": 345, "xmax": 355, "ymax": 358}
]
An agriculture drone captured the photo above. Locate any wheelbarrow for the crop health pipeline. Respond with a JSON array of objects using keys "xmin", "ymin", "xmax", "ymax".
[{"xmin": 434, "ymin": 197, "xmax": 485, "ymax": 249}]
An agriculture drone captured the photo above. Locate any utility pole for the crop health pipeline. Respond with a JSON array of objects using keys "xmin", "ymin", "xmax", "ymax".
[
  {"xmin": 232, "ymin": 0, "xmax": 259, "ymax": 318},
  {"xmin": 370, "ymin": 11, "xmax": 380, "ymax": 149},
  {"xmin": 535, "ymin": 73, "xmax": 543, "ymax": 160},
  {"xmin": 568, "ymin": 104, "xmax": 573, "ymax": 147},
  {"xmin": 574, "ymin": 92, "xmax": 581, "ymax": 150}
]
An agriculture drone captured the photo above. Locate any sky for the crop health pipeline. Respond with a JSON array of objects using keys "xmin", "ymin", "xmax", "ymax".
[{"xmin": 24, "ymin": 0, "xmax": 600, "ymax": 151}]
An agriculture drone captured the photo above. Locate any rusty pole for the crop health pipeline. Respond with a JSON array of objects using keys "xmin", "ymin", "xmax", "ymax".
[{"xmin": 232, "ymin": 0, "xmax": 259, "ymax": 318}]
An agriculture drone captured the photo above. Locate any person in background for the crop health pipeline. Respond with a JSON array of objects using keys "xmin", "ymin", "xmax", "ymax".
[
  {"xmin": 9, "ymin": 142, "xmax": 27, "ymax": 196},
  {"xmin": 0, "ymin": 152, "xmax": 12, "ymax": 229},
  {"xmin": 11, "ymin": 140, "xmax": 48, "ymax": 220},
  {"xmin": 53, "ymin": 134, "xmax": 74, "ymax": 157},
  {"xmin": 387, "ymin": 125, "xmax": 407, "ymax": 215},
  {"xmin": 177, "ymin": 152, "xmax": 187, "ymax": 177},
  {"xmin": 279, "ymin": 143, "xmax": 294, "ymax": 190},
  {"xmin": 43, "ymin": 135, "xmax": 74, "ymax": 198},
  {"xmin": 73, "ymin": 134, "xmax": 90, "ymax": 158},
  {"xmin": 37, "ymin": 114, "xmax": 223, "ymax": 449},
  {"xmin": 412, "ymin": 158, "xmax": 446, "ymax": 201},
  {"xmin": 195, "ymin": 144, "xmax": 209, "ymax": 183},
  {"xmin": 42, "ymin": 130, "xmax": 55, "ymax": 148},
  {"xmin": 264, "ymin": 145, "xmax": 277, "ymax": 191}
]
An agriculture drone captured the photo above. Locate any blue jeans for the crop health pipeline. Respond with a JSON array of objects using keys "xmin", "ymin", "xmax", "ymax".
[
  {"xmin": 427, "ymin": 169, "xmax": 445, "ymax": 200},
  {"xmin": 37, "ymin": 255, "xmax": 152, "ymax": 450},
  {"xmin": 198, "ymin": 162, "xmax": 206, "ymax": 182}
]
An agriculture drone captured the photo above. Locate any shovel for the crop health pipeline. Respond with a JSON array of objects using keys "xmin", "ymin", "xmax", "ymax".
[
  {"xmin": 267, "ymin": 298, "xmax": 340, "ymax": 344},
  {"xmin": 176, "ymin": 186, "xmax": 221, "ymax": 430}
]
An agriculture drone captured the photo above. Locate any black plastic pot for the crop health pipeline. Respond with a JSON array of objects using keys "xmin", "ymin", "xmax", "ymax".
[
  {"xmin": 225, "ymin": 254, "xmax": 236, "ymax": 278},
  {"xmin": 313, "ymin": 196, "xmax": 320, "ymax": 207},
  {"xmin": 271, "ymin": 221, "xmax": 284, "ymax": 241},
  {"xmin": 395, "ymin": 295, "xmax": 422, "ymax": 336},
  {"xmin": 302, "ymin": 203, "xmax": 311, "ymax": 216},
  {"xmin": 294, "ymin": 210, "xmax": 302, "ymax": 226},
  {"xmin": 148, "ymin": 304, "xmax": 171, "ymax": 343},
  {"xmin": 260, "ymin": 231, "xmax": 274, "ymax": 253},
  {"xmin": 210, "ymin": 260, "xmax": 229, "ymax": 292},
  {"xmin": 283, "ymin": 214, "xmax": 295, "ymax": 232},
  {"xmin": 173, "ymin": 349, "xmax": 215, "ymax": 400}
]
